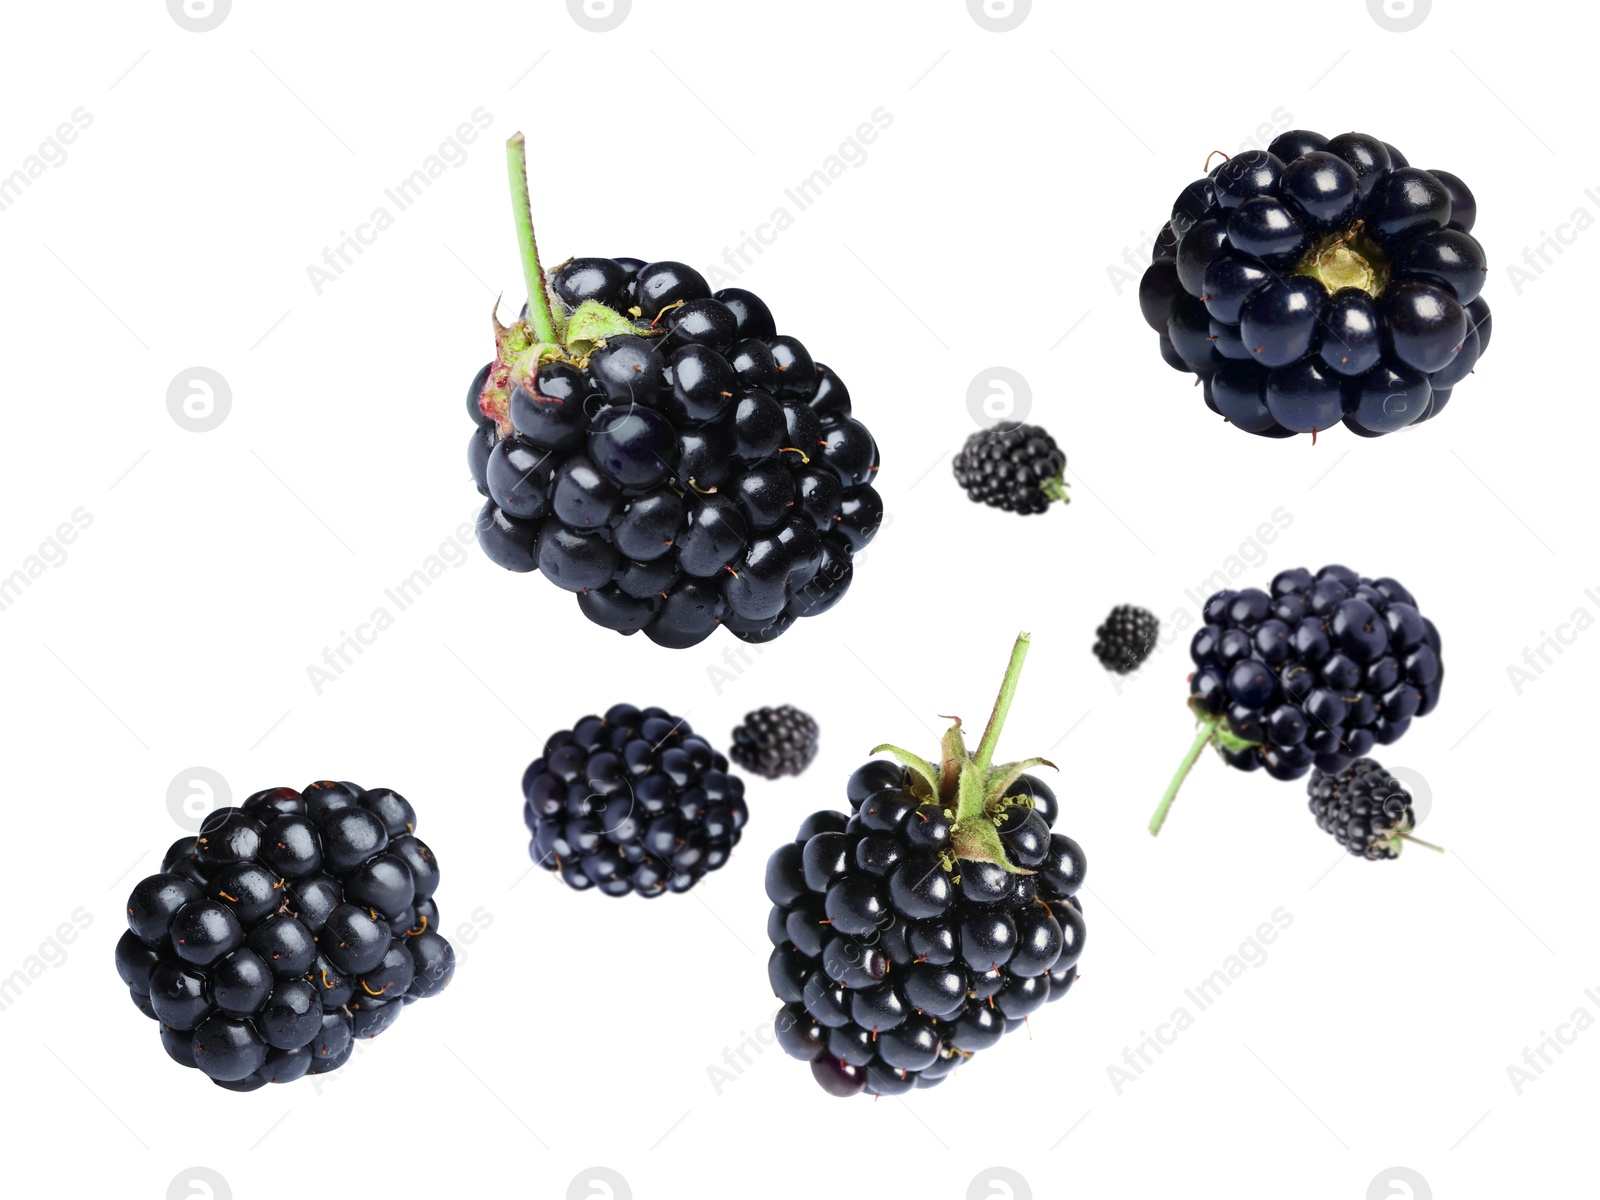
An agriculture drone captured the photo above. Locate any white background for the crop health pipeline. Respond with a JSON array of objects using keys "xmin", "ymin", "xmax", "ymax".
[{"xmin": 0, "ymin": 1, "xmax": 1592, "ymax": 1198}]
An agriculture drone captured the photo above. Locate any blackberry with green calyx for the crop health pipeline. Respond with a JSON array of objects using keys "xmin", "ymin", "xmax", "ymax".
[
  {"xmin": 1093, "ymin": 605, "xmax": 1160, "ymax": 674},
  {"xmin": 1149, "ymin": 564, "xmax": 1444, "ymax": 835},
  {"xmin": 952, "ymin": 425, "xmax": 1069, "ymax": 515},
  {"xmin": 1139, "ymin": 131, "xmax": 1489, "ymax": 438},
  {"xmin": 766, "ymin": 633, "xmax": 1086, "ymax": 1097},
  {"xmin": 522, "ymin": 705, "xmax": 747, "ymax": 896},
  {"xmin": 730, "ymin": 705, "xmax": 820, "ymax": 780},
  {"xmin": 1307, "ymin": 758, "xmax": 1441, "ymax": 860},
  {"xmin": 467, "ymin": 134, "xmax": 883, "ymax": 647},
  {"xmin": 119, "ymin": 784, "xmax": 454, "ymax": 1090}
]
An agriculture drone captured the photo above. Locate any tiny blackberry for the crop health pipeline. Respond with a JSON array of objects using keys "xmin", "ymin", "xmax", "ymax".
[
  {"xmin": 1093, "ymin": 605, "xmax": 1160, "ymax": 674},
  {"xmin": 952, "ymin": 425, "xmax": 1069, "ymax": 514},
  {"xmin": 522, "ymin": 705, "xmax": 747, "ymax": 896},
  {"xmin": 1307, "ymin": 758, "xmax": 1440, "ymax": 859},
  {"xmin": 118, "ymin": 783, "xmax": 455, "ymax": 1090},
  {"xmin": 468, "ymin": 134, "xmax": 883, "ymax": 648},
  {"xmin": 766, "ymin": 634, "xmax": 1086, "ymax": 1097},
  {"xmin": 1141, "ymin": 131, "xmax": 1489, "ymax": 438},
  {"xmin": 730, "ymin": 705, "xmax": 820, "ymax": 779},
  {"xmin": 1150, "ymin": 564, "xmax": 1444, "ymax": 834}
]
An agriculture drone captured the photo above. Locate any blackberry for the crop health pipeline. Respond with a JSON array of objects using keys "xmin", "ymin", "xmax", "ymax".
[
  {"xmin": 522, "ymin": 705, "xmax": 747, "ymax": 896},
  {"xmin": 1308, "ymin": 758, "xmax": 1441, "ymax": 859},
  {"xmin": 766, "ymin": 634, "xmax": 1086, "ymax": 1097},
  {"xmin": 1150, "ymin": 565, "xmax": 1444, "ymax": 834},
  {"xmin": 952, "ymin": 425, "xmax": 1069, "ymax": 514},
  {"xmin": 730, "ymin": 705, "xmax": 820, "ymax": 780},
  {"xmin": 1140, "ymin": 131, "xmax": 1489, "ymax": 438},
  {"xmin": 118, "ymin": 783, "xmax": 455, "ymax": 1090},
  {"xmin": 1093, "ymin": 605, "xmax": 1160, "ymax": 674},
  {"xmin": 467, "ymin": 134, "xmax": 883, "ymax": 648}
]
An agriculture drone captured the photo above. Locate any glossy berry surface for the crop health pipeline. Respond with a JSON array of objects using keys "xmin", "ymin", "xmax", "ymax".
[
  {"xmin": 1140, "ymin": 130, "xmax": 1489, "ymax": 438},
  {"xmin": 951, "ymin": 425, "xmax": 1070, "ymax": 515},
  {"xmin": 730, "ymin": 705, "xmax": 820, "ymax": 780},
  {"xmin": 1307, "ymin": 758, "xmax": 1426, "ymax": 860},
  {"xmin": 119, "ymin": 784, "xmax": 455, "ymax": 1090},
  {"xmin": 1093, "ymin": 605, "xmax": 1160, "ymax": 674},
  {"xmin": 522, "ymin": 705, "xmax": 748, "ymax": 896}
]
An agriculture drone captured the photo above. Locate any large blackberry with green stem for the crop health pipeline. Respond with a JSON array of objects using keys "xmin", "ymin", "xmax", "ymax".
[
  {"xmin": 1149, "ymin": 565, "xmax": 1443, "ymax": 835},
  {"xmin": 1140, "ymin": 130, "xmax": 1490, "ymax": 438},
  {"xmin": 466, "ymin": 134, "xmax": 883, "ymax": 648},
  {"xmin": 765, "ymin": 634, "xmax": 1086, "ymax": 1097}
]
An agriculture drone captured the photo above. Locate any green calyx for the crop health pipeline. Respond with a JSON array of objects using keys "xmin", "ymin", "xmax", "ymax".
[
  {"xmin": 869, "ymin": 633, "xmax": 1056, "ymax": 873},
  {"xmin": 1040, "ymin": 474, "xmax": 1071, "ymax": 506},
  {"xmin": 1295, "ymin": 220, "xmax": 1389, "ymax": 297},
  {"xmin": 1147, "ymin": 704, "xmax": 1261, "ymax": 837}
]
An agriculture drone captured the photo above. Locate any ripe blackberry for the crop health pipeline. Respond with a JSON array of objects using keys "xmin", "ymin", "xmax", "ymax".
[
  {"xmin": 952, "ymin": 425, "xmax": 1069, "ymax": 514},
  {"xmin": 1093, "ymin": 605, "xmax": 1160, "ymax": 674},
  {"xmin": 730, "ymin": 705, "xmax": 819, "ymax": 780},
  {"xmin": 522, "ymin": 705, "xmax": 747, "ymax": 896},
  {"xmin": 467, "ymin": 134, "xmax": 883, "ymax": 648},
  {"xmin": 766, "ymin": 634, "xmax": 1086, "ymax": 1097},
  {"xmin": 1150, "ymin": 565, "xmax": 1444, "ymax": 834},
  {"xmin": 1140, "ymin": 131, "xmax": 1489, "ymax": 438},
  {"xmin": 118, "ymin": 783, "xmax": 455, "ymax": 1090},
  {"xmin": 1307, "ymin": 758, "xmax": 1441, "ymax": 860}
]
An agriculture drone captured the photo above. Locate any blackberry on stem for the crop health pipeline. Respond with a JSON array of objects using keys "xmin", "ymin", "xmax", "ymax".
[
  {"xmin": 1308, "ymin": 758, "xmax": 1441, "ymax": 859},
  {"xmin": 730, "ymin": 705, "xmax": 819, "ymax": 780},
  {"xmin": 952, "ymin": 425, "xmax": 1070, "ymax": 515},
  {"xmin": 1093, "ymin": 605, "xmax": 1160, "ymax": 674}
]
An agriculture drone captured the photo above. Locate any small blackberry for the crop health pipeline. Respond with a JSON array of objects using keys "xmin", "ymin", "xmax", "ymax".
[
  {"xmin": 468, "ymin": 134, "xmax": 883, "ymax": 648},
  {"xmin": 118, "ymin": 783, "xmax": 455, "ymax": 1090},
  {"xmin": 767, "ymin": 634, "xmax": 1086, "ymax": 1097},
  {"xmin": 1093, "ymin": 605, "xmax": 1160, "ymax": 673},
  {"xmin": 952, "ymin": 425, "xmax": 1069, "ymax": 514},
  {"xmin": 1307, "ymin": 758, "xmax": 1440, "ymax": 859},
  {"xmin": 1150, "ymin": 564, "xmax": 1444, "ymax": 834},
  {"xmin": 522, "ymin": 705, "xmax": 747, "ymax": 896},
  {"xmin": 730, "ymin": 705, "xmax": 819, "ymax": 779},
  {"xmin": 1141, "ymin": 131, "xmax": 1489, "ymax": 438}
]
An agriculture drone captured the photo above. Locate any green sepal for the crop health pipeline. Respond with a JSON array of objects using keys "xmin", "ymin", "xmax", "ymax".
[
  {"xmin": 939, "ymin": 718, "xmax": 967, "ymax": 799},
  {"xmin": 951, "ymin": 816, "xmax": 1033, "ymax": 873},
  {"xmin": 564, "ymin": 299, "xmax": 645, "ymax": 354},
  {"xmin": 870, "ymin": 744, "xmax": 939, "ymax": 799},
  {"xmin": 955, "ymin": 759, "xmax": 986, "ymax": 824},
  {"xmin": 507, "ymin": 341, "xmax": 566, "ymax": 392},
  {"xmin": 1039, "ymin": 474, "xmax": 1071, "ymax": 505},
  {"xmin": 983, "ymin": 757, "xmax": 1057, "ymax": 803}
]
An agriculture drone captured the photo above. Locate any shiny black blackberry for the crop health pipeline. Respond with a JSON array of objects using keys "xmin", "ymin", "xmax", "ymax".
[
  {"xmin": 1093, "ymin": 605, "xmax": 1160, "ymax": 674},
  {"xmin": 118, "ymin": 784, "xmax": 455, "ymax": 1090},
  {"xmin": 767, "ymin": 634, "xmax": 1086, "ymax": 1097},
  {"xmin": 468, "ymin": 134, "xmax": 883, "ymax": 647},
  {"xmin": 1150, "ymin": 565, "xmax": 1444, "ymax": 834},
  {"xmin": 729, "ymin": 705, "xmax": 819, "ymax": 780},
  {"xmin": 952, "ymin": 425, "xmax": 1069, "ymax": 514},
  {"xmin": 522, "ymin": 705, "xmax": 747, "ymax": 896},
  {"xmin": 1308, "ymin": 758, "xmax": 1438, "ymax": 859}
]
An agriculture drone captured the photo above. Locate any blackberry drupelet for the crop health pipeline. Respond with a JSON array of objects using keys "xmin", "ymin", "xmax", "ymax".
[
  {"xmin": 766, "ymin": 634, "xmax": 1086, "ymax": 1097},
  {"xmin": 1140, "ymin": 131, "xmax": 1489, "ymax": 438},
  {"xmin": 952, "ymin": 425, "xmax": 1069, "ymax": 514},
  {"xmin": 1307, "ymin": 758, "xmax": 1440, "ymax": 859},
  {"xmin": 730, "ymin": 705, "xmax": 820, "ymax": 780},
  {"xmin": 118, "ymin": 783, "xmax": 455, "ymax": 1090},
  {"xmin": 1149, "ymin": 565, "xmax": 1444, "ymax": 834},
  {"xmin": 1093, "ymin": 605, "xmax": 1160, "ymax": 674},
  {"xmin": 467, "ymin": 134, "xmax": 883, "ymax": 648},
  {"xmin": 522, "ymin": 705, "xmax": 748, "ymax": 896}
]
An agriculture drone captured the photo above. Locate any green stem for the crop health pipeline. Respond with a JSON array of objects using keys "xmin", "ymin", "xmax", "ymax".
[
  {"xmin": 1149, "ymin": 723, "xmax": 1215, "ymax": 836},
  {"xmin": 1040, "ymin": 476, "xmax": 1071, "ymax": 505},
  {"xmin": 506, "ymin": 133, "xmax": 556, "ymax": 345},
  {"xmin": 973, "ymin": 632, "xmax": 1031, "ymax": 776},
  {"xmin": 1397, "ymin": 831, "xmax": 1444, "ymax": 853}
]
